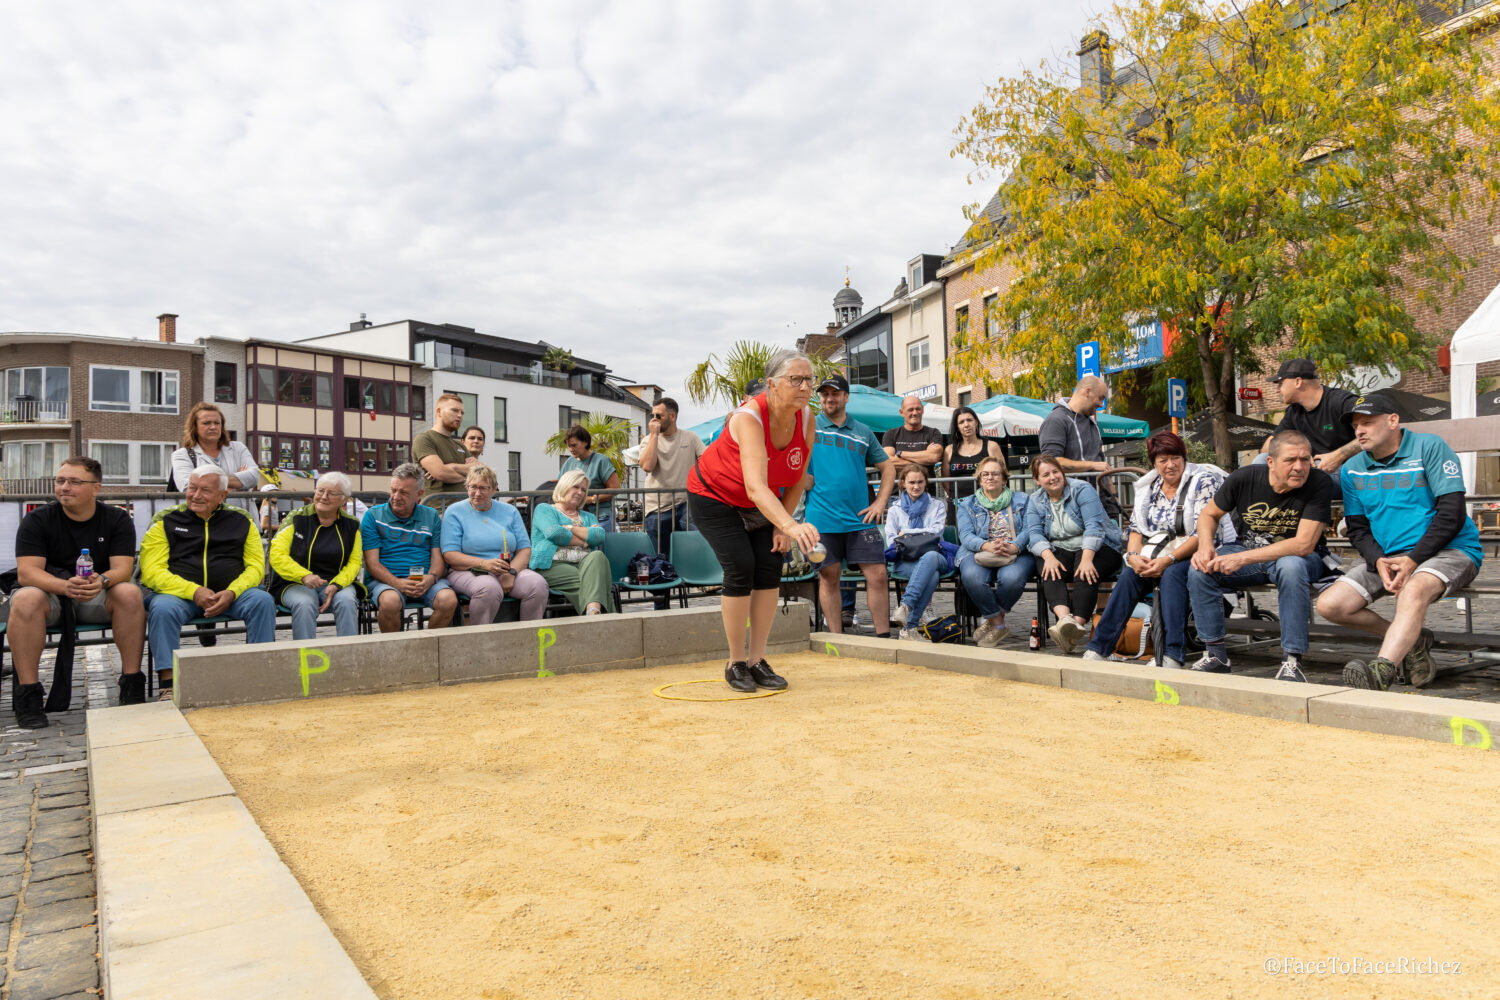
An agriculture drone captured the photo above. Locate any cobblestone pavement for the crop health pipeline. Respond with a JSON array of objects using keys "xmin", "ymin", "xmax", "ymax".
[{"xmin": 3, "ymin": 578, "xmax": 1496, "ymax": 999}]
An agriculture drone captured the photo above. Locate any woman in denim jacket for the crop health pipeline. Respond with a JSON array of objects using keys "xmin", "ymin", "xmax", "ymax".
[
  {"xmin": 1023, "ymin": 455, "xmax": 1124, "ymax": 652},
  {"xmin": 956, "ymin": 456, "xmax": 1035, "ymax": 648}
]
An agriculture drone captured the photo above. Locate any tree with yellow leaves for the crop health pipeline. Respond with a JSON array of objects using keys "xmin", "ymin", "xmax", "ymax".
[{"xmin": 952, "ymin": 0, "xmax": 1500, "ymax": 464}]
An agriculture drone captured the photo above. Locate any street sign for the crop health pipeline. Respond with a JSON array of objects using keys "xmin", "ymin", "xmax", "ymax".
[
  {"xmin": 1237, "ymin": 387, "xmax": 1262, "ymax": 401},
  {"xmin": 1076, "ymin": 341, "xmax": 1101, "ymax": 379},
  {"xmin": 1167, "ymin": 378, "xmax": 1188, "ymax": 419},
  {"xmin": 1102, "ymin": 320, "xmax": 1165, "ymax": 375}
]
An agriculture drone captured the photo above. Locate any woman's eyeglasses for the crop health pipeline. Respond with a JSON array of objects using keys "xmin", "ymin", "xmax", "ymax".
[{"xmin": 781, "ymin": 375, "xmax": 815, "ymax": 388}]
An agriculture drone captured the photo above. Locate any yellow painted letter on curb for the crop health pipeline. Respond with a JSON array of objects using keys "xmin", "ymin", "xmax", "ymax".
[
  {"xmin": 299, "ymin": 648, "xmax": 330, "ymax": 697},
  {"xmin": 824, "ymin": 642, "xmax": 840, "ymax": 657},
  {"xmin": 1450, "ymin": 716, "xmax": 1492, "ymax": 749},
  {"xmin": 537, "ymin": 627, "xmax": 556, "ymax": 677},
  {"xmin": 1154, "ymin": 679, "xmax": 1179, "ymax": 705}
]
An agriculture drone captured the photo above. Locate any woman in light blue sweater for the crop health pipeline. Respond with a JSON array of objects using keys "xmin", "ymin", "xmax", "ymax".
[{"xmin": 531, "ymin": 471, "xmax": 615, "ymax": 615}]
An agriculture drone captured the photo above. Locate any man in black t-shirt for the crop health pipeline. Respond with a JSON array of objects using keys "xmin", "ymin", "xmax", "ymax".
[
  {"xmin": 1186, "ymin": 430, "xmax": 1333, "ymax": 683},
  {"xmin": 882, "ymin": 395, "xmax": 944, "ymax": 491},
  {"xmin": 1262, "ymin": 359, "xmax": 1359, "ymax": 477},
  {"xmin": 2, "ymin": 457, "xmax": 146, "ymax": 726}
]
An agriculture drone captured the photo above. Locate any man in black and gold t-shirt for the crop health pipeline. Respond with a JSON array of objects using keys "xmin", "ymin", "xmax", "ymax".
[{"xmin": 1187, "ymin": 430, "xmax": 1333, "ymax": 683}]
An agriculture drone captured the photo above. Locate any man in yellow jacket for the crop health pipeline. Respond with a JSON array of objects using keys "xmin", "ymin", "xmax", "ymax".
[{"xmin": 141, "ymin": 465, "xmax": 275, "ymax": 690}]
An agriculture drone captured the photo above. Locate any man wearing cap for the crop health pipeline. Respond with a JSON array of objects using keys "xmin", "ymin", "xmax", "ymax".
[
  {"xmin": 1262, "ymin": 359, "xmax": 1360, "ymax": 478},
  {"xmin": 805, "ymin": 374, "xmax": 896, "ymax": 636},
  {"xmin": 1315, "ymin": 393, "xmax": 1483, "ymax": 691}
]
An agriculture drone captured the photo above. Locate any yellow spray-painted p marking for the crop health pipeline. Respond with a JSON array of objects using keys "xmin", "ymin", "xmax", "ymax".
[
  {"xmin": 1154, "ymin": 679, "xmax": 1179, "ymax": 705},
  {"xmin": 1450, "ymin": 716, "xmax": 1492, "ymax": 749},
  {"xmin": 537, "ymin": 627, "xmax": 556, "ymax": 677},
  {"xmin": 824, "ymin": 642, "xmax": 840, "ymax": 657},
  {"xmin": 299, "ymin": 647, "xmax": 330, "ymax": 697}
]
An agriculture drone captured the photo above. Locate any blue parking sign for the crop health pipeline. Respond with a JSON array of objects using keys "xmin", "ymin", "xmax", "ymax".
[
  {"xmin": 1076, "ymin": 341, "xmax": 1101, "ymax": 379},
  {"xmin": 1167, "ymin": 378, "xmax": 1187, "ymax": 419}
]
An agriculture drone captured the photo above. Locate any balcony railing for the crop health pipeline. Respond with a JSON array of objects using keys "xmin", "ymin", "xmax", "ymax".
[
  {"xmin": 0, "ymin": 400, "xmax": 70, "ymax": 424},
  {"xmin": 426, "ymin": 356, "xmax": 631, "ymax": 403}
]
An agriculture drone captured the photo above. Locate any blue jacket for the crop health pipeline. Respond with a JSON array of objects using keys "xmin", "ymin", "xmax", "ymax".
[
  {"xmin": 1023, "ymin": 478, "xmax": 1123, "ymax": 556},
  {"xmin": 955, "ymin": 492, "xmax": 1034, "ymax": 567},
  {"xmin": 530, "ymin": 503, "xmax": 605, "ymax": 570}
]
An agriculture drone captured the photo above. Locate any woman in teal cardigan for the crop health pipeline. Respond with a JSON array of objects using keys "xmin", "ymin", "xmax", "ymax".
[{"xmin": 530, "ymin": 470, "xmax": 616, "ymax": 615}]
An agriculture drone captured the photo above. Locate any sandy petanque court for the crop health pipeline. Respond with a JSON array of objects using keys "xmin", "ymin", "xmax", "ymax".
[{"xmin": 188, "ymin": 652, "xmax": 1500, "ymax": 1000}]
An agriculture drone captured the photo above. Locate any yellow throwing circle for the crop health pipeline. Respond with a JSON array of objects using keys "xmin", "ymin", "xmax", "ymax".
[{"xmin": 652, "ymin": 679, "xmax": 787, "ymax": 702}]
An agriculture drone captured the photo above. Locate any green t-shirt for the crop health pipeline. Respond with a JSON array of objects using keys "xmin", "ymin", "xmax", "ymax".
[{"xmin": 413, "ymin": 428, "xmax": 468, "ymax": 503}]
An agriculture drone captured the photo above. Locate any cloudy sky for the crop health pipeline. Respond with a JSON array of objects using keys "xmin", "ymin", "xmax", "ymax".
[{"xmin": 2, "ymin": 0, "xmax": 1097, "ymax": 426}]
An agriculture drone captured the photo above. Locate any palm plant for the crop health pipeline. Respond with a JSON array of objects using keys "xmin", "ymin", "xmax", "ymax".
[
  {"xmin": 685, "ymin": 340, "xmax": 841, "ymax": 411},
  {"xmin": 545, "ymin": 412, "xmax": 634, "ymax": 480},
  {"xmin": 542, "ymin": 346, "xmax": 576, "ymax": 373}
]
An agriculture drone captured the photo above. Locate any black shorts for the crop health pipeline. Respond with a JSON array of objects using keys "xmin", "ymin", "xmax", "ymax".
[
  {"xmin": 686, "ymin": 492, "xmax": 781, "ymax": 597},
  {"xmin": 817, "ymin": 526, "xmax": 886, "ymax": 568}
]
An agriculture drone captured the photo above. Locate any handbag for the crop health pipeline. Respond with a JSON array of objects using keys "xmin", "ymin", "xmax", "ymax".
[
  {"xmin": 552, "ymin": 546, "xmax": 588, "ymax": 564},
  {"xmin": 1140, "ymin": 473, "xmax": 1195, "ymax": 561},
  {"xmin": 918, "ymin": 613, "xmax": 964, "ymax": 644},
  {"xmin": 1090, "ymin": 610, "xmax": 1154, "ymax": 659}
]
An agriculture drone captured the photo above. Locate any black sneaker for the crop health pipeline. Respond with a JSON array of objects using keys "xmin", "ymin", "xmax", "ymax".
[
  {"xmin": 118, "ymin": 671, "xmax": 147, "ymax": 706},
  {"xmin": 1274, "ymin": 657, "xmax": 1307, "ymax": 683},
  {"xmin": 746, "ymin": 659, "xmax": 788, "ymax": 691},
  {"xmin": 12, "ymin": 681, "xmax": 47, "ymax": 730},
  {"xmin": 1189, "ymin": 652, "xmax": 1231, "ymax": 673},
  {"xmin": 724, "ymin": 661, "xmax": 757, "ymax": 693},
  {"xmin": 1404, "ymin": 628, "xmax": 1438, "ymax": 688}
]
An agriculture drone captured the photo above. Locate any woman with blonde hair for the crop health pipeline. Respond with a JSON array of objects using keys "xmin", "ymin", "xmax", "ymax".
[
  {"xmin": 171, "ymin": 402, "xmax": 258, "ymax": 491},
  {"xmin": 531, "ymin": 469, "xmax": 615, "ymax": 615},
  {"xmin": 441, "ymin": 463, "xmax": 549, "ymax": 623}
]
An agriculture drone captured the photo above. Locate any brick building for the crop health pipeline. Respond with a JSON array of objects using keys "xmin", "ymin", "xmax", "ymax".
[{"xmin": 0, "ymin": 315, "xmax": 204, "ymax": 493}]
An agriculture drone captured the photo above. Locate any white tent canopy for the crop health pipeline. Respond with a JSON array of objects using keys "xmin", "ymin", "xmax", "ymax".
[{"xmin": 1449, "ymin": 278, "xmax": 1500, "ymax": 491}]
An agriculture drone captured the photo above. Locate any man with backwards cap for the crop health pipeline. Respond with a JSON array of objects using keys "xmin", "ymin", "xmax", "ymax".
[
  {"xmin": 1262, "ymin": 358, "xmax": 1361, "ymax": 478},
  {"xmin": 1315, "ymin": 393, "xmax": 1484, "ymax": 691},
  {"xmin": 803, "ymin": 373, "xmax": 896, "ymax": 638}
]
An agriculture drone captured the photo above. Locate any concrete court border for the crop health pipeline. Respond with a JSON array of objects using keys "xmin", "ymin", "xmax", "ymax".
[
  {"xmin": 810, "ymin": 631, "xmax": 1500, "ymax": 751},
  {"xmin": 87, "ymin": 603, "xmax": 811, "ymax": 999}
]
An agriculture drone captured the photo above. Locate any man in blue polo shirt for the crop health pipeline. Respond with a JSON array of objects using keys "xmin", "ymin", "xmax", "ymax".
[
  {"xmin": 1316, "ymin": 393, "xmax": 1483, "ymax": 690},
  {"xmin": 805, "ymin": 374, "xmax": 895, "ymax": 636},
  {"xmin": 361, "ymin": 463, "xmax": 459, "ymax": 632}
]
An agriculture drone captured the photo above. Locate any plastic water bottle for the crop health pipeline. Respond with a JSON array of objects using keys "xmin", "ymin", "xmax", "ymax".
[{"xmin": 76, "ymin": 548, "xmax": 93, "ymax": 578}]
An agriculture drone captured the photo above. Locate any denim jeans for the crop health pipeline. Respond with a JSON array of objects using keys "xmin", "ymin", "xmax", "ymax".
[
  {"xmin": 146, "ymin": 588, "xmax": 276, "ymax": 670},
  {"xmin": 958, "ymin": 555, "xmax": 1035, "ymax": 619},
  {"xmin": 643, "ymin": 503, "xmax": 690, "ymax": 555},
  {"xmin": 280, "ymin": 584, "xmax": 360, "ymax": 640},
  {"xmin": 894, "ymin": 552, "xmax": 945, "ymax": 621},
  {"xmin": 1087, "ymin": 561, "xmax": 1191, "ymax": 663},
  {"xmin": 1186, "ymin": 543, "xmax": 1324, "ymax": 656}
]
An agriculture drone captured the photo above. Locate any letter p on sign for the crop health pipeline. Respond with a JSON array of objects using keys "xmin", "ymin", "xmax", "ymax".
[
  {"xmin": 1167, "ymin": 378, "xmax": 1187, "ymax": 419},
  {"xmin": 1076, "ymin": 341, "xmax": 1101, "ymax": 379}
]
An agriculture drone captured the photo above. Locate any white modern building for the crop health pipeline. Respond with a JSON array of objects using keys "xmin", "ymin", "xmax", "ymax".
[{"xmin": 885, "ymin": 254, "xmax": 948, "ymax": 403}]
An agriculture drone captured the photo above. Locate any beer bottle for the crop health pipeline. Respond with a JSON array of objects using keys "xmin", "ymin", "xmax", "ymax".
[{"xmin": 1028, "ymin": 617, "xmax": 1041, "ymax": 650}]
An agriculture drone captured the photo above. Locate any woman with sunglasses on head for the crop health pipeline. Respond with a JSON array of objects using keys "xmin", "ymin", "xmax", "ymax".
[{"xmin": 687, "ymin": 349, "xmax": 820, "ymax": 693}]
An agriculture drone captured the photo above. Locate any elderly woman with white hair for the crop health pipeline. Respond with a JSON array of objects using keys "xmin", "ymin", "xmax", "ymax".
[
  {"xmin": 268, "ymin": 470, "xmax": 364, "ymax": 638},
  {"xmin": 530, "ymin": 469, "xmax": 615, "ymax": 615}
]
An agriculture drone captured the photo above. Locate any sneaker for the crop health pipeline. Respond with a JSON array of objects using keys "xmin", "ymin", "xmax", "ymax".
[
  {"xmin": 1343, "ymin": 656, "xmax": 1398, "ymax": 692},
  {"xmin": 118, "ymin": 672, "xmax": 147, "ymax": 706},
  {"xmin": 977, "ymin": 622, "xmax": 1008, "ymax": 649},
  {"xmin": 1081, "ymin": 649, "xmax": 1106, "ymax": 662},
  {"xmin": 746, "ymin": 658, "xmax": 788, "ymax": 691},
  {"xmin": 971, "ymin": 619, "xmax": 994, "ymax": 646},
  {"xmin": 1189, "ymin": 652, "xmax": 1231, "ymax": 673},
  {"xmin": 724, "ymin": 660, "xmax": 757, "ymax": 693},
  {"xmin": 892, "ymin": 604, "xmax": 911, "ymax": 628},
  {"xmin": 1047, "ymin": 619, "xmax": 1083, "ymax": 654},
  {"xmin": 1162, "ymin": 657, "xmax": 1184, "ymax": 671},
  {"xmin": 899, "ymin": 627, "xmax": 927, "ymax": 642},
  {"xmin": 1404, "ymin": 628, "xmax": 1439, "ymax": 688},
  {"xmin": 11, "ymin": 680, "xmax": 47, "ymax": 730},
  {"xmin": 1275, "ymin": 658, "xmax": 1307, "ymax": 683}
]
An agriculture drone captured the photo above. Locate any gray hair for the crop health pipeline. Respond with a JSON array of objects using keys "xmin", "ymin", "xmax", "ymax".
[
  {"xmin": 553, "ymin": 469, "xmax": 589, "ymax": 504},
  {"xmin": 1267, "ymin": 429, "xmax": 1311, "ymax": 459},
  {"xmin": 189, "ymin": 465, "xmax": 230, "ymax": 491},
  {"xmin": 391, "ymin": 462, "xmax": 422, "ymax": 484},
  {"xmin": 765, "ymin": 348, "xmax": 813, "ymax": 381},
  {"xmin": 316, "ymin": 471, "xmax": 353, "ymax": 497}
]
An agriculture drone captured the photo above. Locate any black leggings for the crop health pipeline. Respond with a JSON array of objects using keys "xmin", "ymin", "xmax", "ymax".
[
  {"xmin": 687, "ymin": 492, "xmax": 780, "ymax": 597},
  {"xmin": 1040, "ymin": 545, "xmax": 1123, "ymax": 620}
]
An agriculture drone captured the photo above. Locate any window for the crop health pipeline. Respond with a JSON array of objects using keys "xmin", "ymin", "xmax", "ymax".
[
  {"xmin": 344, "ymin": 377, "xmax": 362, "ymax": 410},
  {"xmin": 2, "ymin": 366, "xmax": 70, "ymax": 421},
  {"xmin": 849, "ymin": 341, "xmax": 889, "ymax": 390},
  {"xmin": 493, "ymin": 398, "xmax": 508, "ymax": 443},
  {"xmin": 3, "ymin": 441, "xmax": 69, "ymax": 483},
  {"xmin": 411, "ymin": 386, "xmax": 426, "ymax": 419},
  {"xmin": 257, "ymin": 435, "xmax": 273, "ymax": 468},
  {"xmin": 444, "ymin": 390, "xmax": 479, "ymax": 428},
  {"xmin": 338, "ymin": 377, "xmax": 412, "ymax": 415},
  {"xmin": 92, "ymin": 444, "xmax": 130, "ymax": 485},
  {"xmin": 508, "ymin": 451, "xmax": 522, "ymax": 492},
  {"xmin": 316, "ymin": 374, "xmax": 332, "ymax": 408},
  {"xmin": 85, "ymin": 442, "xmax": 177, "ymax": 485},
  {"xmin": 984, "ymin": 295, "xmax": 999, "ymax": 339},
  {"xmin": 89, "ymin": 366, "xmax": 179, "ymax": 414},
  {"xmin": 278, "ymin": 370, "xmax": 297, "ymax": 404},
  {"xmin": 256, "ymin": 367, "xmax": 276, "ymax": 403},
  {"xmin": 955, "ymin": 306, "xmax": 969, "ymax": 342},
  {"xmin": 214, "ymin": 362, "xmax": 237, "ymax": 403},
  {"xmin": 377, "ymin": 382, "xmax": 394, "ymax": 414},
  {"xmin": 909, "ymin": 263, "xmax": 922, "ymax": 289},
  {"xmin": 558, "ymin": 405, "xmax": 587, "ymax": 431},
  {"xmin": 1013, "ymin": 310, "xmax": 1031, "ymax": 334},
  {"xmin": 140, "ymin": 444, "xmax": 172, "ymax": 483},
  {"xmin": 959, "ymin": 391, "xmax": 972, "ymax": 407},
  {"xmin": 908, "ymin": 339, "xmax": 930, "ymax": 374},
  {"xmin": 395, "ymin": 383, "xmax": 409, "ymax": 415}
]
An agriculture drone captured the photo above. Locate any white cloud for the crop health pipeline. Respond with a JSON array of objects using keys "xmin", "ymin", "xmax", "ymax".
[{"xmin": 0, "ymin": 0, "xmax": 1097, "ymax": 428}]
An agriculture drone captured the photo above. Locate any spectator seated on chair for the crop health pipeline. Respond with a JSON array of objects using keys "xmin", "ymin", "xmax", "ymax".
[
  {"xmin": 1023, "ymin": 455, "xmax": 1124, "ymax": 654},
  {"xmin": 531, "ymin": 470, "xmax": 616, "ymax": 615},
  {"xmin": 441, "ymin": 463, "xmax": 548, "ymax": 624},
  {"xmin": 1082, "ymin": 431, "xmax": 1233, "ymax": 669},
  {"xmin": 362, "ymin": 462, "xmax": 458, "ymax": 633},
  {"xmin": 1, "ymin": 455, "xmax": 146, "ymax": 727},
  {"xmin": 1186, "ymin": 430, "xmax": 1332, "ymax": 682},
  {"xmin": 140, "ymin": 465, "xmax": 275, "ymax": 691},
  {"xmin": 268, "ymin": 470, "xmax": 364, "ymax": 640},
  {"xmin": 955, "ymin": 455, "xmax": 1034, "ymax": 649},
  {"xmin": 885, "ymin": 465, "xmax": 950, "ymax": 641},
  {"xmin": 1315, "ymin": 394, "xmax": 1485, "ymax": 691}
]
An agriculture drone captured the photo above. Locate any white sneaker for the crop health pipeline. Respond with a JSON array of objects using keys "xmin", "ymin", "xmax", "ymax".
[
  {"xmin": 971, "ymin": 619, "xmax": 994, "ymax": 645},
  {"xmin": 1081, "ymin": 649, "xmax": 1105, "ymax": 661},
  {"xmin": 892, "ymin": 604, "xmax": 910, "ymax": 628},
  {"xmin": 899, "ymin": 627, "xmax": 927, "ymax": 642},
  {"xmin": 1047, "ymin": 621, "xmax": 1074, "ymax": 653},
  {"xmin": 1162, "ymin": 657, "xmax": 1184, "ymax": 670},
  {"xmin": 977, "ymin": 621, "xmax": 1007, "ymax": 649}
]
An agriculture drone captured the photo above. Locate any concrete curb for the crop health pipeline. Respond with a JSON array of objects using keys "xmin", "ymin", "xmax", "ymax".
[{"xmin": 807, "ymin": 632, "xmax": 1497, "ymax": 749}]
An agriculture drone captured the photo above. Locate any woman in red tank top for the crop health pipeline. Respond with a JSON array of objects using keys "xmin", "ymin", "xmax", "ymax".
[{"xmin": 687, "ymin": 350, "xmax": 821, "ymax": 693}]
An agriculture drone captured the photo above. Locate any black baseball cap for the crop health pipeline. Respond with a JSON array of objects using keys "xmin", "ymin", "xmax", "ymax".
[
  {"xmin": 1268, "ymin": 358, "xmax": 1318, "ymax": 382},
  {"xmin": 1343, "ymin": 392, "xmax": 1400, "ymax": 423},
  {"xmin": 816, "ymin": 373, "xmax": 850, "ymax": 393},
  {"xmin": 744, "ymin": 378, "xmax": 766, "ymax": 397}
]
